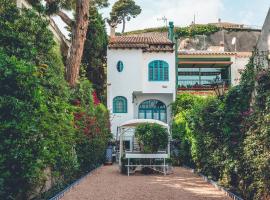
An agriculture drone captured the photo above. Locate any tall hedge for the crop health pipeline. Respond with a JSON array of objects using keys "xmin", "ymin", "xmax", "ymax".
[
  {"xmin": 0, "ymin": 2, "xmax": 111, "ymax": 199},
  {"xmin": 172, "ymin": 58, "xmax": 270, "ymax": 199}
]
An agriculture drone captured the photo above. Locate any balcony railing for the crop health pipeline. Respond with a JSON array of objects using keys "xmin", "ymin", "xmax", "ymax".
[{"xmin": 178, "ymin": 79, "xmax": 230, "ymax": 91}]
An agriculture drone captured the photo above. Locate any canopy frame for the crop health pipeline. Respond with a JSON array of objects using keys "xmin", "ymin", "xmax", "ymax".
[{"xmin": 117, "ymin": 119, "xmax": 171, "ymax": 168}]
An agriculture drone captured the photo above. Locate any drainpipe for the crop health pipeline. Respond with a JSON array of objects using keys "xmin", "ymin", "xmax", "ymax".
[{"xmin": 168, "ymin": 22, "xmax": 178, "ymax": 98}]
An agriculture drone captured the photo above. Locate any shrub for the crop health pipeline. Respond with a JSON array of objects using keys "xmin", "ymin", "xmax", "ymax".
[
  {"xmin": 171, "ymin": 63, "xmax": 270, "ymax": 199},
  {"xmin": 135, "ymin": 123, "xmax": 168, "ymax": 153},
  {"xmin": 72, "ymin": 79, "xmax": 111, "ymax": 174},
  {"xmin": 0, "ymin": 2, "xmax": 111, "ymax": 199}
]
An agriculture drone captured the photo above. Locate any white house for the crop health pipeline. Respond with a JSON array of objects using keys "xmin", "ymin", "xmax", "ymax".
[{"xmin": 107, "ymin": 23, "xmax": 176, "ymax": 147}]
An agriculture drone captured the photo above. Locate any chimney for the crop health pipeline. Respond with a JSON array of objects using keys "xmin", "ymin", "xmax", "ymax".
[
  {"xmin": 110, "ymin": 26, "xmax": 116, "ymax": 38},
  {"xmin": 168, "ymin": 21, "xmax": 174, "ymax": 42}
]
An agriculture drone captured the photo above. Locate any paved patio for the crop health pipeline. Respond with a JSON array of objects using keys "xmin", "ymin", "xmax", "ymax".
[{"xmin": 62, "ymin": 165, "xmax": 231, "ymax": 200}]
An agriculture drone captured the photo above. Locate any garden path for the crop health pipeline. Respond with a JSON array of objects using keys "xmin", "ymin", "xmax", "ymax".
[{"xmin": 61, "ymin": 165, "xmax": 231, "ymax": 200}]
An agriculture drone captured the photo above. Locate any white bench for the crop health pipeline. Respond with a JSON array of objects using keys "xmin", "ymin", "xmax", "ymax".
[{"xmin": 125, "ymin": 153, "xmax": 169, "ymax": 176}]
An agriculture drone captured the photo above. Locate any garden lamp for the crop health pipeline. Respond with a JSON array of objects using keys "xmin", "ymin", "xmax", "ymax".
[{"xmin": 213, "ymin": 82, "xmax": 225, "ymax": 98}]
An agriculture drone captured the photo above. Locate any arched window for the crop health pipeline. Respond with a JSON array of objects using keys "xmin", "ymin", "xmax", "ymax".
[
  {"xmin": 113, "ymin": 96, "xmax": 127, "ymax": 113},
  {"xmin": 117, "ymin": 61, "xmax": 124, "ymax": 72},
  {"xmin": 138, "ymin": 100, "xmax": 167, "ymax": 122},
  {"xmin": 148, "ymin": 60, "xmax": 169, "ymax": 81}
]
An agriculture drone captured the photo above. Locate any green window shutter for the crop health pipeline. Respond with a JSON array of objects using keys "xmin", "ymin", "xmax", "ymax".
[
  {"xmin": 149, "ymin": 63, "xmax": 153, "ymax": 80},
  {"xmin": 113, "ymin": 96, "xmax": 127, "ymax": 113},
  {"xmin": 148, "ymin": 60, "xmax": 169, "ymax": 81}
]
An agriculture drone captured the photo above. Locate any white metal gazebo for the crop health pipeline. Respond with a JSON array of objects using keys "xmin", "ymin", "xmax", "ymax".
[{"xmin": 117, "ymin": 119, "xmax": 171, "ymax": 176}]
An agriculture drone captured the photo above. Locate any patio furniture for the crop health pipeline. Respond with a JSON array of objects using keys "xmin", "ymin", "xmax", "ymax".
[{"xmin": 117, "ymin": 119, "xmax": 171, "ymax": 176}]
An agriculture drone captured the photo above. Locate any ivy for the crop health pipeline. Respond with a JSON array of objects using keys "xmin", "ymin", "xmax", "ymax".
[
  {"xmin": 172, "ymin": 60, "xmax": 270, "ymax": 199},
  {"xmin": 124, "ymin": 24, "xmax": 220, "ymax": 38},
  {"xmin": 0, "ymin": 2, "xmax": 111, "ymax": 199}
]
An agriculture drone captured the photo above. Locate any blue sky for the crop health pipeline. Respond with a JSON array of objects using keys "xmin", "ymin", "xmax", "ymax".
[
  {"xmin": 54, "ymin": 0, "xmax": 270, "ymax": 37},
  {"xmin": 100, "ymin": 0, "xmax": 270, "ymax": 32}
]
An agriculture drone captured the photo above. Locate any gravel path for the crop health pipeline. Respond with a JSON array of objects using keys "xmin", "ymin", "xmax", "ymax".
[{"xmin": 62, "ymin": 165, "xmax": 231, "ymax": 200}]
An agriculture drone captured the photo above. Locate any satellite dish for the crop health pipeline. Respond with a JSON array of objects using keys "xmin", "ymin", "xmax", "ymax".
[{"xmin": 232, "ymin": 37, "xmax": 236, "ymax": 45}]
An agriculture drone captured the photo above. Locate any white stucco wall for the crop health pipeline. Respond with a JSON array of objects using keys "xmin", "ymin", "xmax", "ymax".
[
  {"xmin": 107, "ymin": 48, "xmax": 175, "ymax": 137},
  {"xmin": 230, "ymin": 56, "xmax": 250, "ymax": 86},
  {"xmin": 142, "ymin": 52, "xmax": 176, "ymax": 98}
]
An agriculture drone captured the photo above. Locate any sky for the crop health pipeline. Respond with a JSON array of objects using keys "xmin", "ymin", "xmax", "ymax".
[
  {"xmin": 100, "ymin": 0, "xmax": 270, "ymax": 32},
  {"xmin": 54, "ymin": 0, "xmax": 270, "ymax": 37}
]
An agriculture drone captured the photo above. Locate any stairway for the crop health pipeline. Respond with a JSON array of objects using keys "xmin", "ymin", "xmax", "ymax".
[{"xmin": 133, "ymin": 137, "xmax": 140, "ymax": 152}]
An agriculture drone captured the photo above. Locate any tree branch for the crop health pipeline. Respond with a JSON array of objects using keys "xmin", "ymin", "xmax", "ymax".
[{"xmin": 57, "ymin": 10, "xmax": 73, "ymax": 27}]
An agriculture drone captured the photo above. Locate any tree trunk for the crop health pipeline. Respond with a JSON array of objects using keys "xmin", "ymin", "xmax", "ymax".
[
  {"xmin": 66, "ymin": 0, "xmax": 90, "ymax": 87},
  {"xmin": 121, "ymin": 17, "xmax": 126, "ymax": 34},
  {"xmin": 57, "ymin": 10, "xmax": 73, "ymax": 27}
]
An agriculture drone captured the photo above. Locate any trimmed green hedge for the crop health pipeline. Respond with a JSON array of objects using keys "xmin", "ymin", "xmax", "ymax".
[
  {"xmin": 0, "ymin": 2, "xmax": 111, "ymax": 199},
  {"xmin": 135, "ymin": 123, "xmax": 168, "ymax": 153},
  {"xmin": 172, "ymin": 58, "xmax": 270, "ymax": 199}
]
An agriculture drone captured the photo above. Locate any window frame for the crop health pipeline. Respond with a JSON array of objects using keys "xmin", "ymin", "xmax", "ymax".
[
  {"xmin": 113, "ymin": 96, "xmax": 128, "ymax": 113},
  {"xmin": 148, "ymin": 60, "xmax": 169, "ymax": 81},
  {"xmin": 117, "ymin": 61, "xmax": 124, "ymax": 72},
  {"xmin": 138, "ymin": 99, "xmax": 167, "ymax": 122}
]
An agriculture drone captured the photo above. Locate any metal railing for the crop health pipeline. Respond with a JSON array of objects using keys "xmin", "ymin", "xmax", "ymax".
[{"xmin": 178, "ymin": 79, "xmax": 230, "ymax": 90}]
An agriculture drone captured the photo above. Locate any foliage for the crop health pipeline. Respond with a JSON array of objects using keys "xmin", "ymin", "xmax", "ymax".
[
  {"xmin": 28, "ymin": 0, "xmax": 109, "ymax": 86},
  {"xmin": 71, "ymin": 79, "xmax": 111, "ymax": 173},
  {"xmin": 172, "ymin": 57, "xmax": 270, "ymax": 199},
  {"xmin": 135, "ymin": 123, "xmax": 168, "ymax": 153},
  {"xmin": 0, "ymin": 0, "xmax": 55, "ymax": 65},
  {"xmin": 171, "ymin": 94, "xmax": 203, "ymax": 166},
  {"xmin": 124, "ymin": 24, "xmax": 219, "ymax": 37},
  {"xmin": 0, "ymin": 48, "xmax": 78, "ymax": 199},
  {"xmin": 81, "ymin": 6, "xmax": 108, "ymax": 102},
  {"xmin": 240, "ymin": 69, "xmax": 270, "ymax": 200},
  {"xmin": 109, "ymin": 0, "xmax": 141, "ymax": 33},
  {"xmin": 0, "ymin": 3, "xmax": 111, "ymax": 199}
]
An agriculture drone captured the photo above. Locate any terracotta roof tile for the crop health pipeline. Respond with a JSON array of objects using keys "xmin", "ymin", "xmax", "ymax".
[{"xmin": 109, "ymin": 35, "xmax": 174, "ymax": 52}]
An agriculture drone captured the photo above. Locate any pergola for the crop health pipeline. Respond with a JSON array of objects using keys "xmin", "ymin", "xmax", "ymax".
[{"xmin": 118, "ymin": 119, "xmax": 171, "ymax": 176}]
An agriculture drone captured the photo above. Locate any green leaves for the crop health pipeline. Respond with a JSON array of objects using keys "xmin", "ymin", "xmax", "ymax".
[
  {"xmin": 109, "ymin": 0, "xmax": 141, "ymax": 33},
  {"xmin": 171, "ymin": 64, "xmax": 270, "ymax": 199},
  {"xmin": 135, "ymin": 123, "xmax": 168, "ymax": 153}
]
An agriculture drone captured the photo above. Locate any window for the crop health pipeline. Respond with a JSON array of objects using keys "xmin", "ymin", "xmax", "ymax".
[
  {"xmin": 113, "ymin": 96, "xmax": 127, "ymax": 113},
  {"xmin": 117, "ymin": 61, "xmax": 124, "ymax": 72},
  {"xmin": 124, "ymin": 140, "xmax": 131, "ymax": 151},
  {"xmin": 138, "ymin": 100, "xmax": 167, "ymax": 122},
  {"xmin": 148, "ymin": 60, "xmax": 169, "ymax": 81}
]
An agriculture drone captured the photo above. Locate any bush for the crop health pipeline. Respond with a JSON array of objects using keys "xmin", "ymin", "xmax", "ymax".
[
  {"xmin": 72, "ymin": 79, "xmax": 111, "ymax": 174},
  {"xmin": 0, "ymin": 2, "xmax": 111, "ymax": 199},
  {"xmin": 135, "ymin": 123, "xmax": 168, "ymax": 153},
  {"xmin": 171, "ymin": 65, "xmax": 270, "ymax": 199}
]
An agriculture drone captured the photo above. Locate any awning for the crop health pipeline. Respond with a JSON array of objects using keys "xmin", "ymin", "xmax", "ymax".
[{"xmin": 119, "ymin": 119, "xmax": 169, "ymax": 129}]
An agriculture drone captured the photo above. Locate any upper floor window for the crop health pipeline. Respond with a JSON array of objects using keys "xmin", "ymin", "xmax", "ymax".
[
  {"xmin": 117, "ymin": 61, "xmax": 124, "ymax": 72},
  {"xmin": 113, "ymin": 96, "xmax": 127, "ymax": 113},
  {"xmin": 148, "ymin": 60, "xmax": 169, "ymax": 81}
]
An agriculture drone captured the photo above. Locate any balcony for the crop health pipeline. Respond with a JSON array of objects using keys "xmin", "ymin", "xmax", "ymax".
[{"xmin": 178, "ymin": 79, "xmax": 230, "ymax": 91}]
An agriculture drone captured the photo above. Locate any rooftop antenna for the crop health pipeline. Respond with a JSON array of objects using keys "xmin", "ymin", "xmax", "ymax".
[{"xmin": 157, "ymin": 16, "xmax": 168, "ymax": 27}]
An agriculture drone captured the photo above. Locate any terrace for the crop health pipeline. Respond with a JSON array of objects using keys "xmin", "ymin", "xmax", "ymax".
[{"xmin": 178, "ymin": 51, "xmax": 233, "ymax": 93}]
